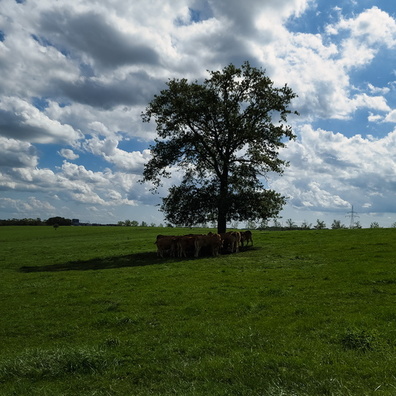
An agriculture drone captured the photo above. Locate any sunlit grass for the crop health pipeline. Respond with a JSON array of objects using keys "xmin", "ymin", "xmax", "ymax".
[{"xmin": 1, "ymin": 226, "xmax": 396, "ymax": 395}]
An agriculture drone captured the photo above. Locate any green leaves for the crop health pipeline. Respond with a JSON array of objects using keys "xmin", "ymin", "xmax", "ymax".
[{"xmin": 141, "ymin": 62, "xmax": 297, "ymax": 230}]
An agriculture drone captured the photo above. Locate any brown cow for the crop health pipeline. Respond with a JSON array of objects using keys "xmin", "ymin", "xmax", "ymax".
[
  {"xmin": 177, "ymin": 235, "xmax": 198, "ymax": 258},
  {"xmin": 220, "ymin": 231, "xmax": 241, "ymax": 253},
  {"xmin": 194, "ymin": 233, "xmax": 222, "ymax": 257},
  {"xmin": 155, "ymin": 235, "xmax": 178, "ymax": 258},
  {"xmin": 240, "ymin": 230, "xmax": 253, "ymax": 247}
]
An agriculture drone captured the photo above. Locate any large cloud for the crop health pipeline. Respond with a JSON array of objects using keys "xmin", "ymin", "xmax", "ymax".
[
  {"xmin": 39, "ymin": 8, "xmax": 160, "ymax": 70},
  {"xmin": 0, "ymin": 196, "xmax": 55, "ymax": 215},
  {"xmin": 55, "ymin": 71, "xmax": 164, "ymax": 109},
  {"xmin": 328, "ymin": 6, "xmax": 396, "ymax": 48},
  {"xmin": 0, "ymin": 137, "xmax": 38, "ymax": 168},
  {"xmin": 256, "ymin": 6, "xmax": 396, "ymax": 121},
  {"xmin": 0, "ymin": 97, "xmax": 82, "ymax": 143},
  {"xmin": 273, "ymin": 125, "xmax": 396, "ymax": 214},
  {"xmin": 83, "ymin": 136, "xmax": 152, "ymax": 172},
  {"xmin": 2, "ymin": 1, "xmax": 393, "ymax": 131},
  {"xmin": 0, "ymin": 161, "xmax": 139, "ymax": 207},
  {"xmin": 210, "ymin": 0, "xmax": 311, "ymax": 34}
]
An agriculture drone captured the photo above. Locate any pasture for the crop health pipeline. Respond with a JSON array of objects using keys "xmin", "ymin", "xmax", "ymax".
[{"xmin": 1, "ymin": 226, "xmax": 396, "ymax": 395}]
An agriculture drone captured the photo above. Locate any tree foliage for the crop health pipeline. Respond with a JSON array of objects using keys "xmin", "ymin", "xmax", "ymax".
[
  {"xmin": 45, "ymin": 217, "xmax": 72, "ymax": 226},
  {"xmin": 142, "ymin": 62, "xmax": 297, "ymax": 233}
]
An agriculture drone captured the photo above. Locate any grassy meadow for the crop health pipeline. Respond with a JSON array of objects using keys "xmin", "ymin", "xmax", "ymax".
[{"xmin": 1, "ymin": 225, "xmax": 396, "ymax": 395}]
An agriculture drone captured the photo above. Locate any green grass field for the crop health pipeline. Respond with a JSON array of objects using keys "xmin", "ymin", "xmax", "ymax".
[{"xmin": 1, "ymin": 226, "xmax": 396, "ymax": 395}]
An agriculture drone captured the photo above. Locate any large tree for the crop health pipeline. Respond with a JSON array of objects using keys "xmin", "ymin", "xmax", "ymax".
[{"xmin": 142, "ymin": 62, "xmax": 297, "ymax": 234}]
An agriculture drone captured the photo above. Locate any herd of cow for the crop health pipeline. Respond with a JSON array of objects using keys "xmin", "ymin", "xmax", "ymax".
[{"xmin": 155, "ymin": 230, "xmax": 253, "ymax": 258}]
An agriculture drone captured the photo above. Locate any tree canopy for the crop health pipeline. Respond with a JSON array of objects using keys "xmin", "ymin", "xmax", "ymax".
[{"xmin": 142, "ymin": 62, "xmax": 297, "ymax": 233}]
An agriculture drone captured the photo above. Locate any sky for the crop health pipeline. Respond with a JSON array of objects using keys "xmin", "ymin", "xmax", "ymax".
[{"xmin": 1, "ymin": 0, "xmax": 396, "ymax": 228}]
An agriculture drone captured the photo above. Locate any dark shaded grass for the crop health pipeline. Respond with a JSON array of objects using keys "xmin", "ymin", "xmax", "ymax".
[
  {"xmin": 19, "ymin": 252, "xmax": 160, "ymax": 272},
  {"xmin": 19, "ymin": 245, "xmax": 256, "ymax": 272}
]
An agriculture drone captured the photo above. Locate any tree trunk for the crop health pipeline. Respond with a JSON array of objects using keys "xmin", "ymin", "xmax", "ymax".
[
  {"xmin": 217, "ymin": 174, "xmax": 228, "ymax": 234},
  {"xmin": 217, "ymin": 208, "xmax": 227, "ymax": 234}
]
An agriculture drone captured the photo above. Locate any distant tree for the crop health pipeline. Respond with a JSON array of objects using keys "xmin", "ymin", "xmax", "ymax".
[
  {"xmin": 46, "ymin": 217, "xmax": 71, "ymax": 226},
  {"xmin": 27, "ymin": 218, "xmax": 42, "ymax": 226},
  {"xmin": 117, "ymin": 221, "xmax": 124, "ymax": 226},
  {"xmin": 53, "ymin": 224, "xmax": 59, "ymax": 230},
  {"xmin": 351, "ymin": 221, "xmax": 362, "ymax": 229},
  {"xmin": 314, "ymin": 219, "xmax": 326, "ymax": 230},
  {"xmin": 131, "ymin": 220, "xmax": 139, "ymax": 227},
  {"xmin": 0, "ymin": 218, "xmax": 44, "ymax": 226},
  {"xmin": 124, "ymin": 219, "xmax": 132, "ymax": 227},
  {"xmin": 150, "ymin": 223, "xmax": 156, "ymax": 227},
  {"xmin": 391, "ymin": 222, "xmax": 396, "ymax": 228},
  {"xmin": 286, "ymin": 218, "xmax": 296, "ymax": 229},
  {"xmin": 140, "ymin": 221, "xmax": 148, "ymax": 227},
  {"xmin": 331, "ymin": 220, "xmax": 346, "ymax": 229},
  {"xmin": 141, "ymin": 62, "xmax": 297, "ymax": 234},
  {"xmin": 273, "ymin": 219, "xmax": 282, "ymax": 228},
  {"xmin": 301, "ymin": 220, "xmax": 311, "ymax": 230},
  {"xmin": 370, "ymin": 222, "xmax": 380, "ymax": 228}
]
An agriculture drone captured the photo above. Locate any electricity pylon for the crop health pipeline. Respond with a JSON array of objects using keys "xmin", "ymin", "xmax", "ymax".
[{"xmin": 346, "ymin": 205, "xmax": 359, "ymax": 228}]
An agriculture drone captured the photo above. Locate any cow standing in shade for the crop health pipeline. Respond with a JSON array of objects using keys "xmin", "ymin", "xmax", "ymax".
[
  {"xmin": 240, "ymin": 230, "xmax": 253, "ymax": 247},
  {"xmin": 177, "ymin": 235, "xmax": 199, "ymax": 258},
  {"xmin": 194, "ymin": 233, "xmax": 223, "ymax": 257},
  {"xmin": 155, "ymin": 235, "xmax": 178, "ymax": 258},
  {"xmin": 221, "ymin": 231, "xmax": 241, "ymax": 253}
]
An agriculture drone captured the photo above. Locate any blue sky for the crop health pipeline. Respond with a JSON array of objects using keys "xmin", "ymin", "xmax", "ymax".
[{"xmin": 1, "ymin": 0, "xmax": 396, "ymax": 227}]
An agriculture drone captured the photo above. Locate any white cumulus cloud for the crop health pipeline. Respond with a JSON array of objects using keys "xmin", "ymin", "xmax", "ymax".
[{"xmin": 59, "ymin": 149, "xmax": 79, "ymax": 160}]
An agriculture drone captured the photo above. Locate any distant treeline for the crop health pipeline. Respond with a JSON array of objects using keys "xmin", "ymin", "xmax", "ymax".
[
  {"xmin": 1, "ymin": 217, "xmax": 395, "ymax": 229},
  {"xmin": 0, "ymin": 217, "xmax": 71, "ymax": 226},
  {"xmin": 0, "ymin": 217, "xmax": 156, "ymax": 226},
  {"xmin": 0, "ymin": 217, "xmax": 120, "ymax": 227}
]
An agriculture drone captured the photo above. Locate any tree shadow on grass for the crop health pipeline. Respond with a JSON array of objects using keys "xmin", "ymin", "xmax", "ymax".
[
  {"xmin": 19, "ymin": 252, "xmax": 162, "ymax": 273},
  {"xmin": 19, "ymin": 246, "xmax": 259, "ymax": 273}
]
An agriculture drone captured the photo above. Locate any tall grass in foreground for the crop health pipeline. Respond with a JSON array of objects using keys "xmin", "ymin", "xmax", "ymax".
[{"xmin": 1, "ymin": 226, "xmax": 396, "ymax": 395}]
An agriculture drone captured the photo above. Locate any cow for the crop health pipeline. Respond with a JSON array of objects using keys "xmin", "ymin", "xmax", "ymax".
[
  {"xmin": 194, "ymin": 233, "xmax": 223, "ymax": 257},
  {"xmin": 155, "ymin": 235, "xmax": 178, "ymax": 258},
  {"xmin": 177, "ymin": 235, "xmax": 198, "ymax": 258},
  {"xmin": 220, "ymin": 231, "xmax": 241, "ymax": 253},
  {"xmin": 240, "ymin": 230, "xmax": 253, "ymax": 247}
]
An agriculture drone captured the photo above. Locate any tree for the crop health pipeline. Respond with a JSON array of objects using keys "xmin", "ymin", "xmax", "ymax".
[
  {"xmin": 314, "ymin": 219, "xmax": 326, "ymax": 230},
  {"xmin": 286, "ymin": 218, "xmax": 296, "ymax": 229},
  {"xmin": 272, "ymin": 219, "xmax": 282, "ymax": 229},
  {"xmin": 370, "ymin": 222, "xmax": 380, "ymax": 228},
  {"xmin": 352, "ymin": 221, "xmax": 362, "ymax": 229},
  {"xmin": 46, "ymin": 217, "xmax": 71, "ymax": 226},
  {"xmin": 142, "ymin": 62, "xmax": 297, "ymax": 234},
  {"xmin": 331, "ymin": 220, "xmax": 346, "ymax": 229}
]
